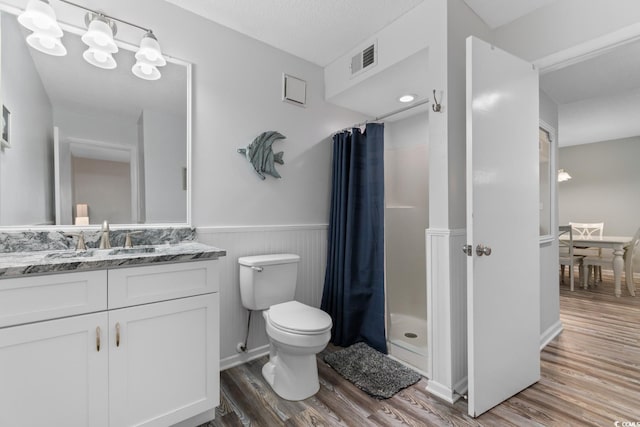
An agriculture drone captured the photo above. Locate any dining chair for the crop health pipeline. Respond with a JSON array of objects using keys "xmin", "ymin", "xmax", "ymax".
[
  {"xmin": 581, "ymin": 226, "xmax": 640, "ymax": 292},
  {"xmin": 559, "ymin": 225, "xmax": 583, "ymax": 291},
  {"xmin": 569, "ymin": 222, "xmax": 604, "ymax": 284}
]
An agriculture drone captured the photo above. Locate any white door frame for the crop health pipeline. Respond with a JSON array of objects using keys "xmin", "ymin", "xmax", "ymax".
[{"xmin": 534, "ymin": 23, "xmax": 640, "ymax": 74}]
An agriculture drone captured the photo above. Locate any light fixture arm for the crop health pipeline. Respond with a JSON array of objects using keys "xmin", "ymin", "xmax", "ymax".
[{"xmin": 57, "ymin": 0, "xmax": 153, "ymax": 34}]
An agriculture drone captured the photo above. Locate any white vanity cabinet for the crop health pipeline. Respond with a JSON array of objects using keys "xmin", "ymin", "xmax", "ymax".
[
  {"xmin": 0, "ymin": 260, "xmax": 219, "ymax": 427},
  {"xmin": 0, "ymin": 311, "xmax": 110, "ymax": 427}
]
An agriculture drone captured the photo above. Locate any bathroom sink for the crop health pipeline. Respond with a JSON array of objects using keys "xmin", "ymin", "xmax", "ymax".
[
  {"xmin": 108, "ymin": 247, "xmax": 156, "ymax": 256},
  {"xmin": 44, "ymin": 249, "xmax": 96, "ymax": 259}
]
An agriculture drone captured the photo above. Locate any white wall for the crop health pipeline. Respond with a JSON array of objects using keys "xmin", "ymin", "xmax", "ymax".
[
  {"xmin": 141, "ymin": 109, "xmax": 186, "ymax": 223},
  {"xmin": 54, "ymin": 106, "xmax": 138, "ymax": 148},
  {"xmin": 492, "ymin": 0, "xmax": 640, "ymax": 62},
  {"xmin": 0, "ymin": 14, "xmax": 54, "ymax": 225},
  {"xmin": 72, "ymin": 157, "xmax": 132, "ymax": 224},
  {"xmin": 136, "ymin": 115, "xmax": 146, "ymax": 223},
  {"xmin": 540, "ymin": 90, "xmax": 559, "ymax": 129},
  {"xmin": 558, "ymin": 90, "xmax": 640, "ymax": 147},
  {"xmin": 57, "ymin": 138, "xmax": 73, "ymax": 225},
  {"xmin": 445, "ymin": 0, "xmax": 492, "ymax": 229},
  {"xmin": 559, "ymin": 137, "xmax": 640, "ymax": 237},
  {"xmin": 324, "ymin": 1, "xmax": 445, "ymax": 101}
]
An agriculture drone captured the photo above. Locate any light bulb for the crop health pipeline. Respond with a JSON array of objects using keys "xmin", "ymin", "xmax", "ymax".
[
  {"xmin": 33, "ymin": 15, "xmax": 51, "ymax": 30},
  {"xmin": 93, "ymin": 50, "xmax": 107, "ymax": 63},
  {"xmin": 40, "ymin": 35, "xmax": 55, "ymax": 49},
  {"xmin": 398, "ymin": 94, "xmax": 416, "ymax": 103},
  {"xmin": 26, "ymin": 32, "xmax": 67, "ymax": 56}
]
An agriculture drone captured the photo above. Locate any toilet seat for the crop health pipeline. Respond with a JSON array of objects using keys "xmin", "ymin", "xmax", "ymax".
[{"xmin": 266, "ymin": 301, "xmax": 332, "ymax": 335}]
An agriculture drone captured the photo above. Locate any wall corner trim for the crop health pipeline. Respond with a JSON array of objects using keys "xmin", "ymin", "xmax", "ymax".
[
  {"xmin": 540, "ymin": 320, "xmax": 563, "ymax": 350},
  {"xmin": 426, "ymin": 380, "xmax": 462, "ymax": 404}
]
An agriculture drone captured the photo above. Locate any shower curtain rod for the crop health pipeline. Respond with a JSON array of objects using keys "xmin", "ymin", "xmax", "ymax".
[{"xmin": 333, "ymin": 98, "xmax": 431, "ymax": 136}]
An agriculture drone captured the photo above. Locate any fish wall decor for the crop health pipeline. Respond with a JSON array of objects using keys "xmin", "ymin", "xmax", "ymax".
[{"xmin": 237, "ymin": 131, "xmax": 286, "ymax": 180}]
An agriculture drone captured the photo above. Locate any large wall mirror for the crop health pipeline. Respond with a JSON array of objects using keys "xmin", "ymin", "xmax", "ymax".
[{"xmin": 0, "ymin": 7, "xmax": 190, "ymax": 228}]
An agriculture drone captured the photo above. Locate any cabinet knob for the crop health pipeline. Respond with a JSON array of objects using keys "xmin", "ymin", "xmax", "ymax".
[
  {"xmin": 96, "ymin": 326, "xmax": 101, "ymax": 352},
  {"xmin": 116, "ymin": 322, "xmax": 121, "ymax": 347}
]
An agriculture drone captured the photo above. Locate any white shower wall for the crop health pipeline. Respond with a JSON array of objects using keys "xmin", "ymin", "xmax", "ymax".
[{"xmin": 384, "ymin": 112, "xmax": 429, "ymax": 368}]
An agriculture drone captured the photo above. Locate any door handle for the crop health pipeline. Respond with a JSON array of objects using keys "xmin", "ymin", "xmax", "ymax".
[
  {"xmin": 462, "ymin": 244, "xmax": 473, "ymax": 256},
  {"xmin": 96, "ymin": 326, "xmax": 101, "ymax": 352},
  {"xmin": 476, "ymin": 244, "xmax": 492, "ymax": 256},
  {"xmin": 116, "ymin": 322, "xmax": 121, "ymax": 347}
]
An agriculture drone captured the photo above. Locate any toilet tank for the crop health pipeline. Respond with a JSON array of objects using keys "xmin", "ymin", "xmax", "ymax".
[{"xmin": 238, "ymin": 254, "xmax": 300, "ymax": 310}]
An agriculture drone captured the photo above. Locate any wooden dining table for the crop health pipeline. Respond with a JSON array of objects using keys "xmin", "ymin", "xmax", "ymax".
[{"xmin": 559, "ymin": 234, "xmax": 634, "ymax": 297}]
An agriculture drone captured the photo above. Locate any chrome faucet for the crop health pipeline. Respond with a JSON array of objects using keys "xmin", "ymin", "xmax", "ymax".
[
  {"xmin": 123, "ymin": 231, "xmax": 143, "ymax": 248},
  {"xmin": 99, "ymin": 220, "xmax": 111, "ymax": 249},
  {"xmin": 65, "ymin": 231, "xmax": 87, "ymax": 251}
]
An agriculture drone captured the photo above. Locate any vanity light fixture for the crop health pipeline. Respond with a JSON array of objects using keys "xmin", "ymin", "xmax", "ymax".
[
  {"xmin": 132, "ymin": 31, "xmax": 166, "ymax": 80},
  {"xmin": 398, "ymin": 94, "xmax": 416, "ymax": 103},
  {"xmin": 81, "ymin": 13, "xmax": 118, "ymax": 69},
  {"xmin": 18, "ymin": 0, "xmax": 67, "ymax": 56},
  {"xmin": 17, "ymin": 0, "xmax": 167, "ymax": 80}
]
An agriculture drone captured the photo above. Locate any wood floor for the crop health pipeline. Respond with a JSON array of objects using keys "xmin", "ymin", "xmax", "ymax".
[{"xmin": 203, "ymin": 271, "xmax": 640, "ymax": 426}]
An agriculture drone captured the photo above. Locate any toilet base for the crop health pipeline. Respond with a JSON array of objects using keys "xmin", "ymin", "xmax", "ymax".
[{"xmin": 262, "ymin": 349, "xmax": 320, "ymax": 401}]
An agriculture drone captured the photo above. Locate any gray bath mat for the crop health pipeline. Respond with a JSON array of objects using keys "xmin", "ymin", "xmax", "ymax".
[{"xmin": 323, "ymin": 342, "xmax": 421, "ymax": 399}]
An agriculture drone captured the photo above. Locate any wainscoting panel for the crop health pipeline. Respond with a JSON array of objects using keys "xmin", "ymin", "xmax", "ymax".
[
  {"xmin": 449, "ymin": 229, "xmax": 468, "ymax": 396},
  {"xmin": 426, "ymin": 228, "xmax": 467, "ymax": 403},
  {"xmin": 196, "ymin": 225, "xmax": 327, "ymax": 369}
]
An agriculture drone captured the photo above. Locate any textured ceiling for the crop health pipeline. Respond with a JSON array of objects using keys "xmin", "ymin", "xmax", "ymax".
[
  {"xmin": 164, "ymin": 0, "xmax": 424, "ymax": 66},
  {"xmin": 463, "ymin": 0, "xmax": 558, "ymax": 29}
]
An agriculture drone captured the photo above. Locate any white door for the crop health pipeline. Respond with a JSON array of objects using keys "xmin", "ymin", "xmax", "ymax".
[
  {"xmin": 0, "ymin": 313, "xmax": 109, "ymax": 427},
  {"xmin": 466, "ymin": 36, "xmax": 540, "ymax": 417},
  {"xmin": 109, "ymin": 294, "xmax": 219, "ymax": 427}
]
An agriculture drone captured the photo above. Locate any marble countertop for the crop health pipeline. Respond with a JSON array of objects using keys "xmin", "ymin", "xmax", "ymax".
[{"xmin": 0, "ymin": 242, "xmax": 226, "ymax": 279}]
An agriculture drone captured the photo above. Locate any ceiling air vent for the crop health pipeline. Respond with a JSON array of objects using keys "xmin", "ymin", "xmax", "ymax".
[{"xmin": 350, "ymin": 41, "xmax": 377, "ymax": 77}]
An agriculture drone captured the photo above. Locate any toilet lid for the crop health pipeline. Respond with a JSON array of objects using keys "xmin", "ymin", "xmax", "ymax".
[{"xmin": 267, "ymin": 301, "xmax": 332, "ymax": 335}]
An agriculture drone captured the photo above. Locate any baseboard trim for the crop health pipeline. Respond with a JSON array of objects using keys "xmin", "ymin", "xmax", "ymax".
[
  {"xmin": 453, "ymin": 376, "xmax": 468, "ymax": 397},
  {"xmin": 425, "ymin": 380, "xmax": 462, "ymax": 404},
  {"xmin": 220, "ymin": 344, "xmax": 270, "ymax": 371},
  {"xmin": 540, "ymin": 320, "xmax": 563, "ymax": 350}
]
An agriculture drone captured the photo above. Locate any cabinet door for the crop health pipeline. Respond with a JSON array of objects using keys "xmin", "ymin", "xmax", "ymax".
[
  {"xmin": 109, "ymin": 293, "xmax": 219, "ymax": 427},
  {"xmin": 0, "ymin": 313, "xmax": 109, "ymax": 427}
]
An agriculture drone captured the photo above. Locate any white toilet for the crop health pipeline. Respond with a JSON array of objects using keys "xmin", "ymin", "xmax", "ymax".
[{"xmin": 238, "ymin": 254, "xmax": 332, "ymax": 401}]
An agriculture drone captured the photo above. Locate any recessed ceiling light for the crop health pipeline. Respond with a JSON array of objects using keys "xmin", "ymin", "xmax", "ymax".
[{"xmin": 398, "ymin": 94, "xmax": 416, "ymax": 103}]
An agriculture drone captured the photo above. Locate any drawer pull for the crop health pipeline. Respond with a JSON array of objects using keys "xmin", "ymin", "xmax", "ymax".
[
  {"xmin": 96, "ymin": 326, "xmax": 101, "ymax": 352},
  {"xmin": 116, "ymin": 322, "xmax": 121, "ymax": 347}
]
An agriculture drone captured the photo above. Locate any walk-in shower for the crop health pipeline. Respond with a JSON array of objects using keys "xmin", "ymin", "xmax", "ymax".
[{"xmin": 384, "ymin": 112, "xmax": 429, "ymax": 375}]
